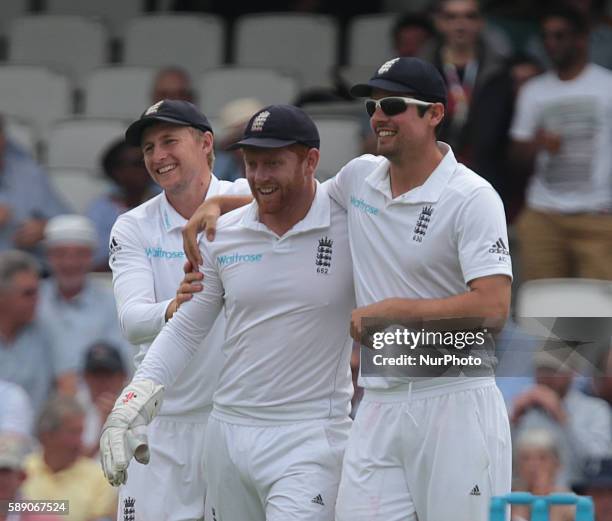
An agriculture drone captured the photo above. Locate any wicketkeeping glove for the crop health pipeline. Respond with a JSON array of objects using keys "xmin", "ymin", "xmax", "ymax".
[{"xmin": 100, "ymin": 379, "xmax": 165, "ymax": 486}]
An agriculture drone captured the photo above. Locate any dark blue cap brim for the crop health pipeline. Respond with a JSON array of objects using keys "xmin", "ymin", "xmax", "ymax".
[
  {"xmin": 125, "ymin": 116, "xmax": 211, "ymax": 146},
  {"xmin": 350, "ymin": 78, "xmax": 420, "ymax": 98},
  {"xmin": 227, "ymin": 137, "xmax": 320, "ymax": 150}
]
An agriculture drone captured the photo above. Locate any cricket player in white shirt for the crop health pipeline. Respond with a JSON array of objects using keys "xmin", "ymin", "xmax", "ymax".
[
  {"xmin": 328, "ymin": 57, "xmax": 513, "ymax": 521},
  {"xmin": 101, "ymin": 105, "xmax": 355, "ymax": 521},
  {"xmin": 182, "ymin": 58, "xmax": 514, "ymax": 521},
  {"xmin": 102, "ymin": 100, "xmax": 249, "ymax": 521}
]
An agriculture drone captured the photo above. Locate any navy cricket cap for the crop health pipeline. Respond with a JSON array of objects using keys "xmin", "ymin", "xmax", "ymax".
[
  {"xmin": 227, "ymin": 104, "xmax": 320, "ymax": 150},
  {"xmin": 350, "ymin": 57, "xmax": 447, "ymax": 104},
  {"xmin": 84, "ymin": 342, "xmax": 125, "ymax": 373},
  {"xmin": 125, "ymin": 99, "xmax": 213, "ymax": 146}
]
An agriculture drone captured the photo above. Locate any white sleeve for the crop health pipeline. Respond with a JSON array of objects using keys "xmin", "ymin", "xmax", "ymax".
[
  {"xmin": 109, "ymin": 216, "xmax": 172, "ymax": 345},
  {"xmin": 223, "ymin": 177, "xmax": 252, "ymax": 196},
  {"xmin": 133, "ymin": 241, "xmax": 224, "ymax": 388},
  {"xmin": 322, "ymin": 160, "xmax": 357, "ymax": 210},
  {"xmin": 509, "ymin": 83, "xmax": 540, "ymax": 141},
  {"xmin": 457, "ymin": 187, "xmax": 513, "ymax": 284},
  {"xmin": 0, "ymin": 381, "xmax": 34, "ymax": 436}
]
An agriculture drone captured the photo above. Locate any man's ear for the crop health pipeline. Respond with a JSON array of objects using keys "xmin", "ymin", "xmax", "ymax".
[
  {"xmin": 429, "ymin": 103, "xmax": 445, "ymax": 129},
  {"xmin": 306, "ymin": 148, "xmax": 320, "ymax": 177},
  {"xmin": 202, "ymin": 131, "xmax": 214, "ymax": 154}
]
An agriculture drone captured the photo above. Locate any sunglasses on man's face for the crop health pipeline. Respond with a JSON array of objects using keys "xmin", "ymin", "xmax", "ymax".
[{"xmin": 365, "ymin": 97, "xmax": 433, "ymax": 117}]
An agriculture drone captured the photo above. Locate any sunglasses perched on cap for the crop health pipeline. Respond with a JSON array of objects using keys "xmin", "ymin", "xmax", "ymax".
[{"xmin": 365, "ymin": 97, "xmax": 434, "ymax": 117}]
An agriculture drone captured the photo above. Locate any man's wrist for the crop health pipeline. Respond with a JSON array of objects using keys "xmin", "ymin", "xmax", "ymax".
[{"xmin": 164, "ymin": 299, "xmax": 177, "ymax": 322}]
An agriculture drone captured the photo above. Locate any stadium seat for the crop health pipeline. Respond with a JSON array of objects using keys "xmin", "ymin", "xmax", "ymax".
[
  {"xmin": 46, "ymin": 118, "xmax": 127, "ymax": 172},
  {"xmin": 0, "ymin": 0, "xmax": 28, "ymax": 38},
  {"xmin": 347, "ymin": 14, "xmax": 396, "ymax": 67},
  {"xmin": 3, "ymin": 115, "xmax": 36, "ymax": 157},
  {"xmin": 336, "ymin": 64, "xmax": 379, "ymax": 93},
  {"xmin": 85, "ymin": 66, "xmax": 157, "ymax": 119},
  {"xmin": 197, "ymin": 67, "xmax": 299, "ymax": 119},
  {"xmin": 516, "ymin": 278, "xmax": 612, "ymax": 318},
  {"xmin": 88, "ymin": 271, "xmax": 113, "ymax": 288},
  {"xmin": 0, "ymin": 65, "xmax": 71, "ymax": 138},
  {"xmin": 515, "ymin": 278, "xmax": 612, "ymax": 376},
  {"xmin": 8, "ymin": 15, "xmax": 108, "ymax": 86},
  {"xmin": 45, "ymin": 0, "xmax": 145, "ymax": 38},
  {"xmin": 48, "ymin": 168, "xmax": 110, "ymax": 213},
  {"xmin": 123, "ymin": 15, "xmax": 225, "ymax": 80},
  {"xmin": 311, "ymin": 116, "xmax": 362, "ymax": 182},
  {"xmin": 234, "ymin": 13, "xmax": 339, "ymax": 89}
]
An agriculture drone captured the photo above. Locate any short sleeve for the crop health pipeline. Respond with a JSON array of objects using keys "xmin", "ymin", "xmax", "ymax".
[
  {"xmin": 457, "ymin": 187, "xmax": 513, "ymax": 284},
  {"xmin": 322, "ymin": 160, "xmax": 357, "ymax": 210},
  {"xmin": 509, "ymin": 82, "xmax": 540, "ymax": 141}
]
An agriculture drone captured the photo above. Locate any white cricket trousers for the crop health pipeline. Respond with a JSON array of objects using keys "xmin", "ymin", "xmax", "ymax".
[
  {"xmin": 204, "ymin": 414, "xmax": 351, "ymax": 521},
  {"xmin": 118, "ymin": 412, "xmax": 210, "ymax": 521},
  {"xmin": 335, "ymin": 379, "xmax": 511, "ymax": 521}
]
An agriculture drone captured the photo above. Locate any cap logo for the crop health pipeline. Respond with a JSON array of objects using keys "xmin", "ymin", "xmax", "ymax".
[
  {"xmin": 378, "ymin": 58, "xmax": 400, "ymax": 75},
  {"xmin": 145, "ymin": 100, "xmax": 164, "ymax": 115},
  {"xmin": 251, "ymin": 111, "xmax": 270, "ymax": 132}
]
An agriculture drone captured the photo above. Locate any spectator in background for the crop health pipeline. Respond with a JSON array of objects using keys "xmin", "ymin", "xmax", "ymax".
[
  {"xmin": 573, "ymin": 458, "xmax": 612, "ymax": 521},
  {"xmin": 151, "ymin": 66, "xmax": 195, "ymax": 103},
  {"xmin": 510, "ymin": 5, "xmax": 612, "ymax": 281},
  {"xmin": 511, "ymin": 429, "xmax": 575, "ymax": 521},
  {"xmin": 511, "ymin": 349, "xmax": 612, "ymax": 485},
  {"xmin": 0, "ymin": 251, "xmax": 54, "ymax": 416},
  {"xmin": 86, "ymin": 139, "xmax": 157, "ymax": 269},
  {"xmin": 23, "ymin": 396, "xmax": 116, "ymax": 521},
  {"xmin": 392, "ymin": 12, "xmax": 436, "ymax": 57},
  {"xmin": 0, "ymin": 117, "xmax": 68, "ymax": 259},
  {"xmin": 419, "ymin": 0, "xmax": 515, "ymax": 202},
  {"xmin": 0, "ymin": 380, "xmax": 34, "ymax": 439},
  {"xmin": 80, "ymin": 343, "xmax": 127, "ymax": 458},
  {"xmin": 214, "ymin": 98, "xmax": 263, "ymax": 181},
  {"xmin": 38, "ymin": 215, "xmax": 133, "ymax": 396},
  {"xmin": 527, "ymin": 0, "xmax": 612, "ymax": 71},
  {"xmin": 0, "ymin": 434, "xmax": 61, "ymax": 521},
  {"xmin": 503, "ymin": 52, "xmax": 545, "ymax": 221}
]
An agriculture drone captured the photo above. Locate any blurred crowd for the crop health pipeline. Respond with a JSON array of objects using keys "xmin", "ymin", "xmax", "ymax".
[{"xmin": 1, "ymin": 1, "xmax": 612, "ymax": 520}]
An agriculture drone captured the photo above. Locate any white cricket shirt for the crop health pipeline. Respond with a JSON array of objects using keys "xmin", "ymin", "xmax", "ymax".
[
  {"xmin": 135, "ymin": 184, "xmax": 356, "ymax": 423},
  {"xmin": 110, "ymin": 175, "xmax": 250, "ymax": 417},
  {"xmin": 510, "ymin": 64, "xmax": 612, "ymax": 213},
  {"xmin": 325, "ymin": 143, "xmax": 513, "ymax": 391}
]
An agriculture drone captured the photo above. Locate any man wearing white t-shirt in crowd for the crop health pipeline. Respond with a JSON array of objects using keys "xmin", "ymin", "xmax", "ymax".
[
  {"xmin": 101, "ymin": 105, "xmax": 355, "ymax": 521},
  {"xmin": 103, "ymin": 100, "xmax": 249, "ymax": 520},
  {"xmin": 510, "ymin": 5, "xmax": 612, "ymax": 281}
]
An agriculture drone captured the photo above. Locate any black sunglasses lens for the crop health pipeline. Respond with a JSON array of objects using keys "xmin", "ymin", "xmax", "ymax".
[
  {"xmin": 380, "ymin": 98, "xmax": 407, "ymax": 116},
  {"xmin": 365, "ymin": 100, "xmax": 376, "ymax": 117}
]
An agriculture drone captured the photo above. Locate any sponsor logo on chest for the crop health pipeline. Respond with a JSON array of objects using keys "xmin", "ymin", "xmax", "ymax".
[
  {"xmin": 145, "ymin": 247, "xmax": 185, "ymax": 259},
  {"xmin": 217, "ymin": 252, "xmax": 264, "ymax": 266},
  {"xmin": 350, "ymin": 195, "xmax": 379, "ymax": 215}
]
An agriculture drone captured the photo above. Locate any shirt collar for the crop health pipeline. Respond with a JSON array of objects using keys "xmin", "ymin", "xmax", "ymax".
[
  {"xmin": 239, "ymin": 181, "xmax": 331, "ymax": 238},
  {"xmin": 159, "ymin": 175, "xmax": 221, "ymax": 232},
  {"xmin": 365, "ymin": 142, "xmax": 457, "ymax": 204}
]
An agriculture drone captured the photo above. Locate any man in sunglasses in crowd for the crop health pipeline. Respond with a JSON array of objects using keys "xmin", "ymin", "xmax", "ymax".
[{"xmin": 181, "ymin": 57, "xmax": 513, "ymax": 520}]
